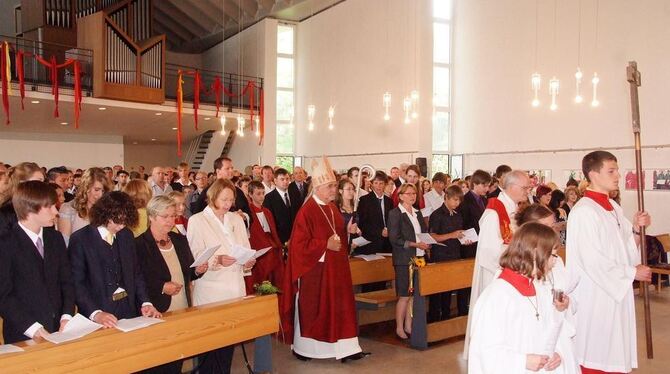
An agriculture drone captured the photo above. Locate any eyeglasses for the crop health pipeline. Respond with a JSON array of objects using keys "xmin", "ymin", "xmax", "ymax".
[{"xmin": 402, "ymin": 192, "xmax": 417, "ymax": 195}]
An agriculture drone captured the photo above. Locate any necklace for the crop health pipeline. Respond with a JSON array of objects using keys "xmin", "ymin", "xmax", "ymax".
[
  {"xmin": 156, "ymin": 236, "xmax": 172, "ymax": 247},
  {"xmin": 317, "ymin": 202, "xmax": 340, "ymax": 241},
  {"xmin": 526, "ymin": 295, "xmax": 540, "ymax": 320},
  {"xmin": 609, "ymin": 210, "xmax": 621, "ymax": 228}
]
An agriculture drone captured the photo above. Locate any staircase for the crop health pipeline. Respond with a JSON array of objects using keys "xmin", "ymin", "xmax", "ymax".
[{"xmin": 220, "ymin": 131, "xmax": 236, "ymax": 158}]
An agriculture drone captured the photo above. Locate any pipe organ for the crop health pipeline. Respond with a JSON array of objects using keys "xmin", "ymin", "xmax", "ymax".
[
  {"xmin": 141, "ymin": 41, "xmax": 162, "ymax": 89},
  {"xmin": 45, "ymin": 0, "xmax": 73, "ymax": 28},
  {"xmin": 105, "ymin": 25, "xmax": 136, "ymax": 85}
]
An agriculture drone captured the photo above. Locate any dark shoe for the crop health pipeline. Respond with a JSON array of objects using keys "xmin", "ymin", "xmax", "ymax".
[
  {"xmin": 292, "ymin": 350, "xmax": 311, "ymax": 361},
  {"xmin": 340, "ymin": 351, "xmax": 371, "ymax": 363}
]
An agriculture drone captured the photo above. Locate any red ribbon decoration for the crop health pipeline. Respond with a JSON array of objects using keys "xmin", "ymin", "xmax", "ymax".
[
  {"xmin": 258, "ymin": 87, "xmax": 264, "ymax": 145},
  {"xmin": 16, "ymin": 51, "xmax": 25, "ymax": 110},
  {"xmin": 212, "ymin": 76, "xmax": 222, "ymax": 118},
  {"xmin": 33, "ymin": 55, "xmax": 83, "ymax": 128},
  {"xmin": 176, "ymin": 70, "xmax": 184, "ymax": 157},
  {"xmin": 193, "ymin": 70, "xmax": 200, "ymax": 131},
  {"xmin": 1, "ymin": 42, "xmax": 9, "ymax": 125}
]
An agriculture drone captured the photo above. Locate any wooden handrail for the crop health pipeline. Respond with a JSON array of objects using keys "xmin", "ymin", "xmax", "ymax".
[{"xmin": 0, "ymin": 295, "xmax": 279, "ymax": 373}]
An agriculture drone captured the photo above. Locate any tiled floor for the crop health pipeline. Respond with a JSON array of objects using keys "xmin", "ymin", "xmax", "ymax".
[{"xmin": 231, "ymin": 287, "xmax": 670, "ymax": 373}]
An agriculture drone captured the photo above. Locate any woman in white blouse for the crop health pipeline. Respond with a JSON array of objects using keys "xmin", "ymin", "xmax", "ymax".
[{"xmin": 187, "ymin": 178, "xmax": 255, "ymax": 373}]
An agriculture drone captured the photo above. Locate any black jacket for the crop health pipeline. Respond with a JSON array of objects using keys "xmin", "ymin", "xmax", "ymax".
[
  {"xmin": 460, "ymin": 190, "xmax": 487, "ymax": 234},
  {"xmin": 69, "ymin": 225, "xmax": 150, "ymax": 318},
  {"xmin": 135, "ymin": 230, "xmax": 202, "ymax": 313},
  {"xmin": 288, "ymin": 181, "xmax": 309, "ymax": 208},
  {"xmin": 263, "ymin": 188, "xmax": 298, "ymax": 244},
  {"xmin": 0, "ymin": 225, "xmax": 75, "ymax": 343},
  {"xmin": 357, "ymin": 192, "xmax": 393, "ymax": 254},
  {"xmin": 388, "ymin": 206, "xmax": 428, "ymax": 266}
]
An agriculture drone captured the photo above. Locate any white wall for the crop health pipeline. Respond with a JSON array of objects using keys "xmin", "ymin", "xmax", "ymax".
[
  {"xmin": 294, "ymin": 0, "xmax": 434, "ymax": 171},
  {"xmin": 0, "ymin": 0, "xmax": 20, "ymax": 36},
  {"xmin": 123, "ymin": 143, "xmax": 178, "ymax": 171},
  {"xmin": 0, "ymin": 132, "xmax": 123, "ymax": 169},
  {"xmin": 452, "ymin": 0, "xmax": 670, "ymax": 234}
]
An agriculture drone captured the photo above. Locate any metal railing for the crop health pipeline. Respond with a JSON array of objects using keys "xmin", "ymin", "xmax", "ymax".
[
  {"xmin": 0, "ymin": 35, "xmax": 93, "ymax": 96},
  {"xmin": 165, "ymin": 63, "xmax": 263, "ymax": 111}
]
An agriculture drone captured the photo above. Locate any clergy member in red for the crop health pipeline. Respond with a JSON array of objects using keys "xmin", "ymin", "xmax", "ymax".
[
  {"xmin": 280, "ymin": 156, "xmax": 369, "ymax": 363},
  {"xmin": 245, "ymin": 181, "xmax": 284, "ymax": 294}
]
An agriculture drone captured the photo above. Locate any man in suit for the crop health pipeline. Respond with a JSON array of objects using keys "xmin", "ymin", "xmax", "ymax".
[
  {"xmin": 69, "ymin": 191, "xmax": 160, "ymax": 328},
  {"xmin": 459, "ymin": 170, "xmax": 492, "ymax": 259},
  {"xmin": 0, "ymin": 181, "xmax": 75, "ymax": 343},
  {"xmin": 263, "ymin": 168, "xmax": 297, "ymax": 246},
  {"xmin": 356, "ymin": 171, "xmax": 393, "ymax": 256},
  {"xmin": 186, "ymin": 171, "xmax": 208, "ymax": 216},
  {"xmin": 47, "ymin": 166, "xmax": 75, "ymax": 202},
  {"xmin": 288, "ymin": 166, "xmax": 309, "ymax": 208},
  {"xmin": 191, "ymin": 157, "xmax": 252, "ymax": 226},
  {"xmin": 486, "ymin": 164, "xmax": 511, "ymax": 199}
]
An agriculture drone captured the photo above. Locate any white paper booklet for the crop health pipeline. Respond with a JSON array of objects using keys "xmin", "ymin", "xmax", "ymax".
[
  {"xmin": 416, "ymin": 233, "xmax": 446, "ymax": 246},
  {"xmin": 230, "ymin": 244, "xmax": 257, "ymax": 265},
  {"xmin": 190, "ymin": 244, "xmax": 221, "ymax": 268},
  {"xmin": 253, "ymin": 247, "xmax": 272, "ymax": 259},
  {"xmin": 44, "ymin": 313, "xmax": 103, "ymax": 344},
  {"xmin": 354, "ymin": 254, "xmax": 386, "ymax": 261},
  {"xmin": 351, "ymin": 237, "xmax": 372, "ymax": 247},
  {"xmin": 458, "ymin": 228, "xmax": 479, "ymax": 244},
  {"xmin": 115, "ymin": 316, "xmax": 165, "ymax": 333},
  {"xmin": 0, "ymin": 344, "xmax": 24, "ymax": 354}
]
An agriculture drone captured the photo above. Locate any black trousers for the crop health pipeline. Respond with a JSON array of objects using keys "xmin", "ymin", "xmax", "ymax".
[{"xmin": 198, "ymin": 346, "xmax": 235, "ymax": 374}]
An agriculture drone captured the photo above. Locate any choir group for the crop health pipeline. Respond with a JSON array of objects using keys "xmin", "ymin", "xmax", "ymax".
[{"xmin": 0, "ymin": 150, "xmax": 651, "ymax": 373}]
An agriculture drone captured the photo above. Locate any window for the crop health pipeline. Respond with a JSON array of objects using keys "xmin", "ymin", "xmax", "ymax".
[
  {"xmin": 276, "ymin": 23, "xmax": 296, "ymax": 158},
  {"xmin": 450, "ymin": 155, "xmax": 464, "ymax": 179},
  {"xmin": 431, "ymin": 0, "xmax": 453, "ymax": 174},
  {"xmin": 14, "ymin": 5, "xmax": 22, "ymax": 36}
]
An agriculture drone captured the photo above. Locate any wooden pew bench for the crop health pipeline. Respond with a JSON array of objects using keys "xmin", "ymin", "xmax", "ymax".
[
  {"xmin": 410, "ymin": 258, "xmax": 475, "ymax": 350},
  {"xmin": 349, "ymin": 256, "xmax": 398, "ymax": 325},
  {"xmin": 0, "ymin": 295, "xmax": 279, "ymax": 373},
  {"xmin": 649, "ymin": 233, "xmax": 670, "ymax": 292}
]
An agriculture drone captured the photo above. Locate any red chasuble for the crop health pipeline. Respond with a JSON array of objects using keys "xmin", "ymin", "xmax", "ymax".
[
  {"xmin": 245, "ymin": 203, "xmax": 284, "ymax": 295},
  {"xmin": 485, "ymin": 198, "xmax": 513, "ymax": 244},
  {"xmin": 279, "ymin": 197, "xmax": 358, "ymax": 344}
]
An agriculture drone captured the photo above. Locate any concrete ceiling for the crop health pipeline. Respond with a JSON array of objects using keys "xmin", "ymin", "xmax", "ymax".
[
  {"xmin": 152, "ymin": 0, "xmax": 345, "ymax": 53},
  {"xmin": 0, "ymin": 93, "xmax": 244, "ymax": 146}
]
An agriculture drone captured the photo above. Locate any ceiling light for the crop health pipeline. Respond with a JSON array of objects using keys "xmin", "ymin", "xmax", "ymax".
[
  {"xmin": 205, "ymin": 117, "xmax": 211, "ymax": 121},
  {"xmin": 31, "ymin": 100, "xmax": 40, "ymax": 104},
  {"xmin": 60, "ymin": 122, "xmax": 68, "ymax": 125},
  {"xmin": 98, "ymin": 107, "xmax": 106, "ymax": 111},
  {"xmin": 151, "ymin": 138, "xmax": 157, "ymax": 141},
  {"xmin": 172, "ymin": 127, "xmax": 177, "ymax": 130},
  {"xmin": 132, "ymin": 141, "xmax": 138, "ymax": 145},
  {"xmin": 155, "ymin": 112, "xmax": 162, "ymax": 116}
]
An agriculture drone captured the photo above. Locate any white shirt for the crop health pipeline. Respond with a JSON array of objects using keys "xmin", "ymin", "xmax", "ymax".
[
  {"xmin": 150, "ymin": 180, "xmax": 173, "ymax": 196},
  {"xmin": 423, "ymin": 189, "xmax": 445, "ymax": 217},
  {"xmin": 566, "ymin": 197, "xmax": 639, "ymax": 372},
  {"xmin": 263, "ymin": 181, "xmax": 275, "ymax": 195},
  {"xmin": 17, "ymin": 222, "xmax": 73, "ymax": 339},
  {"xmin": 276, "ymin": 187, "xmax": 290, "ymax": 207},
  {"xmin": 398, "ymin": 203, "xmax": 424, "ymax": 256}
]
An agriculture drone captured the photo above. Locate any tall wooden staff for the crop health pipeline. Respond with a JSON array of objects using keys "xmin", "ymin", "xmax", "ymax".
[{"xmin": 626, "ymin": 61, "xmax": 653, "ymax": 359}]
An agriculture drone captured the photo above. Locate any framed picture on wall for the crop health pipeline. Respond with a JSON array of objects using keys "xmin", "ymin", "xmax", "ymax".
[
  {"xmin": 527, "ymin": 169, "xmax": 551, "ymax": 187},
  {"xmin": 563, "ymin": 169, "xmax": 585, "ymax": 184},
  {"xmin": 651, "ymin": 169, "xmax": 670, "ymax": 190}
]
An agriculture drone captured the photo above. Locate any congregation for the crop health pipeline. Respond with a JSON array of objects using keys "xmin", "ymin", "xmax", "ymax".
[{"xmin": 0, "ymin": 151, "xmax": 654, "ymax": 373}]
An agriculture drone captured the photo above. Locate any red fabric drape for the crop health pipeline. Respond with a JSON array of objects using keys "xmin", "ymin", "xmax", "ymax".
[
  {"xmin": 176, "ymin": 70, "xmax": 184, "ymax": 157},
  {"xmin": 16, "ymin": 51, "xmax": 25, "ymax": 110},
  {"xmin": 193, "ymin": 70, "xmax": 200, "ymax": 131},
  {"xmin": 1, "ymin": 42, "xmax": 9, "ymax": 125}
]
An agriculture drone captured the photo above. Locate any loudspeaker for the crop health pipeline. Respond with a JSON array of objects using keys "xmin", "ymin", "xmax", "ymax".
[{"xmin": 416, "ymin": 157, "xmax": 428, "ymax": 177}]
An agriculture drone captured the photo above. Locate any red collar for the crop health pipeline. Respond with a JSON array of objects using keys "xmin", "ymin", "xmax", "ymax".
[
  {"xmin": 584, "ymin": 189, "xmax": 613, "ymax": 211},
  {"xmin": 499, "ymin": 268, "xmax": 536, "ymax": 296}
]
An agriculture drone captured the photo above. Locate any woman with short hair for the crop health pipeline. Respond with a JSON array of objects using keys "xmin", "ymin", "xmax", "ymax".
[
  {"xmin": 186, "ymin": 179, "xmax": 256, "ymax": 373},
  {"xmin": 58, "ymin": 167, "xmax": 111, "ymax": 242}
]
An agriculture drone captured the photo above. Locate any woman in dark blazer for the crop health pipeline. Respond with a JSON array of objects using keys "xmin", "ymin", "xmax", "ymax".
[
  {"xmin": 387, "ymin": 183, "xmax": 430, "ymax": 340},
  {"xmin": 135, "ymin": 195, "xmax": 208, "ymax": 374}
]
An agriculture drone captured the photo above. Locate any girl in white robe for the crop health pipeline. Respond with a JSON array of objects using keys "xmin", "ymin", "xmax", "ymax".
[{"xmin": 468, "ymin": 222, "xmax": 579, "ymax": 374}]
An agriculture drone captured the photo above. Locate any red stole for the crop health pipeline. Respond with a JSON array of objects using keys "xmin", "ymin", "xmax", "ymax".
[
  {"xmin": 175, "ymin": 215, "xmax": 188, "ymax": 230},
  {"xmin": 279, "ymin": 197, "xmax": 358, "ymax": 344},
  {"xmin": 499, "ymin": 267, "xmax": 535, "ymax": 296},
  {"xmin": 584, "ymin": 190, "xmax": 614, "ymax": 211},
  {"xmin": 245, "ymin": 204, "xmax": 284, "ymax": 295},
  {"xmin": 485, "ymin": 197, "xmax": 513, "ymax": 244}
]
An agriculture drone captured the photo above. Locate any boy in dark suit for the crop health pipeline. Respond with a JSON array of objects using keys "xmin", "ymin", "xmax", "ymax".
[
  {"xmin": 427, "ymin": 185, "xmax": 470, "ymax": 321},
  {"xmin": 0, "ymin": 181, "xmax": 75, "ymax": 343},
  {"xmin": 69, "ymin": 191, "xmax": 161, "ymax": 328},
  {"xmin": 263, "ymin": 168, "xmax": 297, "ymax": 246}
]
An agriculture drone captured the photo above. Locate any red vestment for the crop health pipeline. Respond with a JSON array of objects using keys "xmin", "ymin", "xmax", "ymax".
[
  {"xmin": 485, "ymin": 197, "xmax": 512, "ymax": 244},
  {"xmin": 245, "ymin": 203, "xmax": 284, "ymax": 294},
  {"xmin": 279, "ymin": 197, "xmax": 358, "ymax": 344}
]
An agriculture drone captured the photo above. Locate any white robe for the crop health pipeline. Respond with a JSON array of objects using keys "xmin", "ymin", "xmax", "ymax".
[
  {"xmin": 566, "ymin": 197, "xmax": 639, "ymax": 372},
  {"xmin": 463, "ymin": 190, "xmax": 517, "ymax": 358},
  {"xmin": 187, "ymin": 206, "xmax": 250, "ymax": 306},
  {"xmin": 468, "ymin": 278, "xmax": 580, "ymax": 374}
]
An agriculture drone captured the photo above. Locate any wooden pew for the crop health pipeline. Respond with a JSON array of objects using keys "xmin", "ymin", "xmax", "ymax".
[
  {"xmin": 649, "ymin": 233, "xmax": 670, "ymax": 292},
  {"xmin": 410, "ymin": 259, "xmax": 475, "ymax": 350},
  {"xmin": 349, "ymin": 256, "xmax": 398, "ymax": 325},
  {"xmin": 0, "ymin": 295, "xmax": 279, "ymax": 373}
]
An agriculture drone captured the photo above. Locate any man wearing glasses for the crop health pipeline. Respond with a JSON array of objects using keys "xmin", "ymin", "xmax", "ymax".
[{"xmin": 464, "ymin": 169, "xmax": 531, "ymax": 358}]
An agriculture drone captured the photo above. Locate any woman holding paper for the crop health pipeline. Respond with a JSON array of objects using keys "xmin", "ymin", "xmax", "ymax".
[
  {"xmin": 468, "ymin": 222, "xmax": 578, "ymax": 374},
  {"xmin": 187, "ymin": 179, "xmax": 256, "ymax": 373},
  {"xmin": 387, "ymin": 183, "xmax": 429, "ymax": 340}
]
